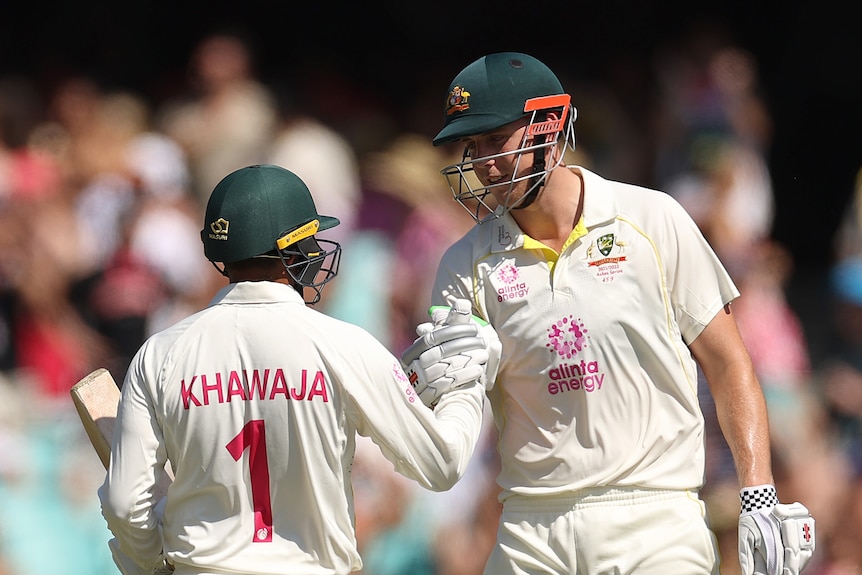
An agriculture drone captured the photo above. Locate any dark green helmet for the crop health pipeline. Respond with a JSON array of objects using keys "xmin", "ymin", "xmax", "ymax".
[
  {"xmin": 433, "ymin": 53, "xmax": 577, "ymax": 222},
  {"xmin": 433, "ymin": 52, "xmax": 566, "ymax": 146},
  {"xmin": 201, "ymin": 164, "xmax": 340, "ymax": 263}
]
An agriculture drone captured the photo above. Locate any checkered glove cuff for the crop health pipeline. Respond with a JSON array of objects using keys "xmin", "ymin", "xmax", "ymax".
[{"xmin": 739, "ymin": 484, "xmax": 778, "ymax": 515}]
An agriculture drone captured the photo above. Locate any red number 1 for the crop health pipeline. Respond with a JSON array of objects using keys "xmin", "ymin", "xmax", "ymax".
[{"xmin": 225, "ymin": 420, "xmax": 273, "ymax": 542}]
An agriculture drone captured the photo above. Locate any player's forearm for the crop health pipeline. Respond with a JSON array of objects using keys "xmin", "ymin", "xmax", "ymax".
[
  {"xmin": 709, "ymin": 372, "xmax": 774, "ymax": 488},
  {"xmin": 692, "ymin": 307, "xmax": 775, "ymax": 488}
]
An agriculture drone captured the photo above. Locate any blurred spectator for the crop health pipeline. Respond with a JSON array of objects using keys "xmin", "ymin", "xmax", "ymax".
[
  {"xmin": 122, "ymin": 131, "xmax": 223, "ymax": 334},
  {"xmin": 0, "ymin": 76, "xmax": 60, "ymax": 205},
  {"xmin": 652, "ymin": 30, "xmax": 775, "ymax": 260},
  {"xmin": 0, "ymin": 179, "xmax": 110, "ymax": 399},
  {"xmin": 52, "ymin": 89, "xmax": 167, "ymax": 380},
  {"xmin": 44, "ymin": 76, "xmax": 113, "ymax": 194},
  {"xmin": 834, "ymin": 166, "xmax": 862, "ymax": 262},
  {"xmin": 646, "ymin": 31, "xmax": 855, "ymax": 573},
  {"xmin": 820, "ymin": 258, "xmax": 862, "ymax": 474},
  {"xmin": 425, "ymin": 409, "xmax": 501, "ymax": 575},
  {"xmin": 664, "ymin": 131, "xmax": 774, "ymax": 269},
  {"xmin": 0, "ymin": 374, "xmax": 116, "ymax": 575},
  {"xmin": 266, "ymin": 90, "xmax": 362, "ymax": 248},
  {"xmin": 351, "ymin": 435, "xmax": 437, "ymax": 575},
  {"xmin": 360, "ymin": 134, "xmax": 473, "ymax": 351},
  {"xmin": 158, "ymin": 31, "xmax": 278, "ymax": 206},
  {"xmin": 802, "ymin": 257, "xmax": 862, "ymax": 573},
  {"xmin": 68, "ymin": 90, "xmax": 149, "ymax": 274}
]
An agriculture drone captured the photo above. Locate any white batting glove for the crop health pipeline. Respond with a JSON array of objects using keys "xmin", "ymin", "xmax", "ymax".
[
  {"xmin": 429, "ymin": 298, "xmax": 502, "ymax": 391},
  {"xmin": 401, "ymin": 297, "xmax": 491, "ymax": 408},
  {"xmin": 738, "ymin": 484, "xmax": 816, "ymax": 575}
]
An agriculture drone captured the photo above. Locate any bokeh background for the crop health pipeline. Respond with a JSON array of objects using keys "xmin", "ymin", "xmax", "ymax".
[{"xmin": 1, "ymin": 1, "xmax": 861, "ymax": 574}]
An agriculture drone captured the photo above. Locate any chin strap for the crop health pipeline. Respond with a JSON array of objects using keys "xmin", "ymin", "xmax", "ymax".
[
  {"xmin": 514, "ymin": 112, "xmax": 547, "ymax": 211},
  {"xmin": 514, "ymin": 95, "xmax": 574, "ymax": 212}
]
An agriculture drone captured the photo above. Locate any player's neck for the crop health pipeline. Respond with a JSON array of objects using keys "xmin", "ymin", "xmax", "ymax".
[{"xmin": 513, "ymin": 167, "xmax": 583, "ymax": 247}]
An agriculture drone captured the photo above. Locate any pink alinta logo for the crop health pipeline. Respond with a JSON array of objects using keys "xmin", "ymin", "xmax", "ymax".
[
  {"xmin": 495, "ymin": 262, "xmax": 528, "ymax": 302},
  {"xmin": 546, "ymin": 315, "xmax": 589, "ymax": 359},
  {"xmin": 496, "ymin": 263, "xmax": 519, "ymax": 284}
]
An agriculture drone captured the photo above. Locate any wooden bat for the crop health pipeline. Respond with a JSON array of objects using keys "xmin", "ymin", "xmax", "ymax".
[{"xmin": 71, "ymin": 367, "xmax": 172, "ymax": 500}]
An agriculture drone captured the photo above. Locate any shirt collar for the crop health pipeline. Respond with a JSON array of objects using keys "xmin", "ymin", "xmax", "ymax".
[
  {"xmin": 488, "ymin": 165, "xmax": 618, "ymax": 254},
  {"xmin": 209, "ymin": 281, "xmax": 305, "ymax": 306}
]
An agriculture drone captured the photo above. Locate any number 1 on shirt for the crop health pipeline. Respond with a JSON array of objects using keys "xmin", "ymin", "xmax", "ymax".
[{"xmin": 226, "ymin": 419, "xmax": 274, "ymax": 542}]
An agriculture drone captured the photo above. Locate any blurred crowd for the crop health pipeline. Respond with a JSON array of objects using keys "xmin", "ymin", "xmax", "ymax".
[{"xmin": 0, "ymin": 27, "xmax": 860, "ymax": 575}]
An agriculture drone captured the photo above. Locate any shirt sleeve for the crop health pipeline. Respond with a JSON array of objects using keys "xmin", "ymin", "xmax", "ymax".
[
  {"xmin": 98, "ymin": 344, "xmax": 169, "ymax": 573},
  {"xmin": 340, "ymin": 327, "xmax": 486, "ymax": 492},
  {"xmin": 659, "ymin": 194, "xmax": 740, "ymax": 344}
]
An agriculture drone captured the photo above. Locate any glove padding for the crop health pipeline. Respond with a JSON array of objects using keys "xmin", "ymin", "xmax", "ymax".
[
  {"xmin": 738, "ymin": 485, "xmax": 815, "ymax": 575},
  {"xmin": 401, "ymin": 297, "xmax": 493, "ymax": 408},
  {"xmin": 430, "ymin": 299, "xmax": 502, "ymax": 391}
]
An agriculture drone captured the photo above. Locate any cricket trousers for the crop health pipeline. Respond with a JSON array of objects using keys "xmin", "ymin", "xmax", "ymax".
[{"xmin": 484, "ymin": 486, "xmax": 721, "ymax": 575}]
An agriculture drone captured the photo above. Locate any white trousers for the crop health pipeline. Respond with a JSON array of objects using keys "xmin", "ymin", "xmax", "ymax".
[{"xmin": 484, "ymin": 487, "xmax": 720, "ymax": 575}]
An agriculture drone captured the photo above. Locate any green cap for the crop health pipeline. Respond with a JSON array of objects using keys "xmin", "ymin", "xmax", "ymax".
[
  {"xmin": 201, "ymin": 164, "xmax": 340, "ymax": 263},
  {"xmin": 433, "ymin": 52, "xmax": 565, "ymax": 146}
]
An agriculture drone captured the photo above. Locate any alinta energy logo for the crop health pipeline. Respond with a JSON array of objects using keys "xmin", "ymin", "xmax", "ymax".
[
  {"xmin": 546, "ymin": 315, "xmax": 588, "ymax": 359},
  {"xmin": 495, "ymin": 262, "xmax": 528, "ymax": 302},
  {"xmin": 545, "ymin": 315, "xmax": 605, "ymax": 395}
]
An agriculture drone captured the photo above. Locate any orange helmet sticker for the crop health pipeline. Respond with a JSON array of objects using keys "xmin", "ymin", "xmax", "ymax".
[{"xmin": 524, "ymin": 94, "xmax": 571, "ymax": 136}]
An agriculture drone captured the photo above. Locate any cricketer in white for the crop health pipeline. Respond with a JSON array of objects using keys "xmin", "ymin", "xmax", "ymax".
[
  {"xmin": 433, "ymin": 166, "xmax": 733, "ymax": 494},
  {"xmin": 99, "ymin": 164, "xmax": 492, "ymax": 575},
  {"xmin": 428, "ymin": 51, "xmax": 814, "ymax": 574},
  {"xmin": 99, "ymin": 282, "xmax": 485, "ymax": 575}
]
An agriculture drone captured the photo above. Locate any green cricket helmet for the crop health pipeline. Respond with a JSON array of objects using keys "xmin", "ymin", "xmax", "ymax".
[
  {"xmin": 433, "ymin": 52, "xmax": 577, "ymax": 222},
  {"xmin": 201, "ymin": 164, "xmax": 341, "ymax": 304}
]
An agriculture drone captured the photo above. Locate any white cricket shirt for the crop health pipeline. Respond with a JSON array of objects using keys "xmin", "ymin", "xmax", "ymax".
[
  {"xmin": 99, "ymin": 281, "xmax": 484, "ymax": 575},
  {"xmin": 431, "ymin": 166, "xmax": 739, "ymax": 498}
]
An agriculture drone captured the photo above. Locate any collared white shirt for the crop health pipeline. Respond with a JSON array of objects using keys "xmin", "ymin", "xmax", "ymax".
[
  {"xmin": 100, "ymin": 281, "xmax": 484, "ymax": 575},
  {"xmin": 432, "ymin": 166, "xmax": 739, "ymax": 498}
]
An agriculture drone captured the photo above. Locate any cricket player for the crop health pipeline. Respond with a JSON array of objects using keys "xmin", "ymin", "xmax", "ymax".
[
  {"xmin": 426, "ymin": 52, "xmax": 815, "ymax": 574},
  {"xmin": 98, "ymin": 164, "xmax": 496, "ymax": 575}
]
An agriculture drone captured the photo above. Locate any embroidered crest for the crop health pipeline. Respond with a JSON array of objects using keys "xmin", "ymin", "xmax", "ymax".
[
  {"xmin": 445, "ymin": 86, "xmax": 471, "ymax": 115},
  {"xmin": 597, "ymin": 233, "xmax": 614, "ymax": 256}
]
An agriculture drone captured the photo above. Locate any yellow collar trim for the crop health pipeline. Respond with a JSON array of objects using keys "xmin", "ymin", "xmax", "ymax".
[{"xmin": 522, "ymin": 216, "xmax": 587, "ymax": 271}]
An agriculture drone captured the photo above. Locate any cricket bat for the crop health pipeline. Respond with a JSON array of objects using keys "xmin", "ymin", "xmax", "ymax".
[{"xmin": 70, "ymin": 367, "xmax": 172, "ymax": 500}]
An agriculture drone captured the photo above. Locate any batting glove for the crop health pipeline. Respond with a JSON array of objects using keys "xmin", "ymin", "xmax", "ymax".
[
  {"xmin": 738, "ymin": 484, "xmax": 816, "ymax": 575},
  {"xmin": 429, "ymin": 298, "xmax": 502, "ymax": 391},
  {"xmin": 401, "ymin": 297, "xmax": 491, "ymax": 408}
]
